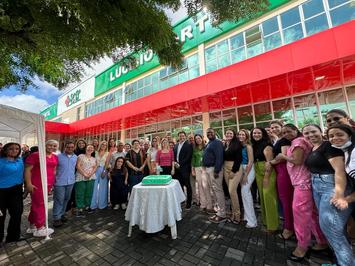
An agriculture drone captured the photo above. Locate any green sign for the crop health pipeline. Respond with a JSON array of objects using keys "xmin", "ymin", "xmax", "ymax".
[
  {"xmin": 95, "ymin": 0, "xmax": 290, "ymax": 96},
  {"xmin": 40, "ymin": 102, "xmax": 58, "ymax": 120}
]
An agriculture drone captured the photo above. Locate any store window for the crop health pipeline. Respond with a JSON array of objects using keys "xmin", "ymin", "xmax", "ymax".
[
  {"xmin": 272, "ymin": 98, "xmax": 294, "ymax": 124},
  {"xmin": 302, "ymin": 0, "xmax": 329, "ymax": 36},
  {"xmin": 254, "ymin": 102, "xmax": 272, "ymax": 126},
  {"xmin": 294, "ymin": 94, "xmax": 319, "ymax": 128},
  {"xmin": 245, "ymin": 25, "xmax": 263, "ymax": 58},
  {"xmin": 346, "ymin": 85, "xmax": 355, "ymax": 118},
  {"xmin": 280, "ymin": 6, "xmax": 304, "ymax": 44},
  {"xmin": 329, "ymin": 1, "xmax": 355, "ymax": 26},
  {"xmin": 230, "ymin": 33, "xmax": 246, "ymax": 64},
  {"xmin": 85, "ymin": 89, "xmax": 123, "ymax": 118},
  {"xmin": 238, "ymin": 106, "xmax": 254, "ymax": 130},
  {"xmin": 318, "ymin": 88, "xmax": 347, "ymax": 127},
  {"xmin": 262, "ymin": 17, "xmax": 282, "ymax": 51}
]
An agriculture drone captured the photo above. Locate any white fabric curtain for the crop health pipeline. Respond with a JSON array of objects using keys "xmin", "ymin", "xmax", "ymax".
[{"xmin": 0, "ymin": 104, "xmax": 49, "ymax": 237}]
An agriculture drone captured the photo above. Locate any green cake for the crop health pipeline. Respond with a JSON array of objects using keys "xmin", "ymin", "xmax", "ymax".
[{"xmin": 141, "ymin": 175, "xmax": 172, "ymax": 185}]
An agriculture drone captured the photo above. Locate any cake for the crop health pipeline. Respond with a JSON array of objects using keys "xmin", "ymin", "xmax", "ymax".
[{"xmin": 142, "ymin": 175, "xmax": 172, "ymax": 185}]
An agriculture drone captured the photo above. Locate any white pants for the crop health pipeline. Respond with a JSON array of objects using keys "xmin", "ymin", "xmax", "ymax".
[
  {"xmin": 195, "ymin": 167, "xmax": 212, "ymax": 209},
  {"xmin": 241, "ymin": 164, "xmax": 257, "ymax": 227},
  {"xmin": 204, "ymin": 167, "xmax": 225, "ymax": 217}
]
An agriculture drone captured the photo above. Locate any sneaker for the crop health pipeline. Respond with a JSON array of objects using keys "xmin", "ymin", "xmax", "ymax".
[
  {"xmin": 113, "ymin": 205, "xmax": 120, "ymax": 210},
  {"xmin": 87, "ymin": 208, "xmax": 95, "ymax": 214},
  {"xmin": 245, "ymin": 224, "xmax": 257, "ymax": 229},
  {"xmin": 75, "ymin": 209, "xmax": 85, "ymax": 217},
  {"xmin": 53, "ymin": 220, "xmax": 63, "ymax": 228},
  {"xmin": 33, "ymin": 227, "xmax": 54, "ymax": 237},
  {"xmin": 121, "ymin": 203, "xmax": 127, "ymax": 210},
  {"xmin": 26, "ymin": 225, "xmax": 36, "ymax": 234}
]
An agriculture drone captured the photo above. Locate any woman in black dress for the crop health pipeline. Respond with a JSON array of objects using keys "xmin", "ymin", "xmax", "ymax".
[{"xmin": 109, "ymin": 157, "xmax": 128, "ymax": 210}]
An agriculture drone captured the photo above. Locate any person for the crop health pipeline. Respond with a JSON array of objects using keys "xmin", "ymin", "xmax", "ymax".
[
  {"xmin": 303, "ymin": 124, "xmax": 354, "ymax": 266},
  {"xmin": 66, "ymin": 139, "xmax": 87, "ymax": 213},
  {"xmin": 169, "ymin": 141, "xmax": 175, "ymax": 151},
  {"xmin": 22, "ymin": 144, "xmax": 30, "ymax": 159},
  {"xmin": 251, "ymin": 127, "xmax": 279, "ymax": 232},
  {"xmin": 52, "ymin": 141, "xmax": 77, "ymax": 228},
  {"xmin": 238, "ymin": 129, "xmax": 257, "ymax": 228},
  {"xmin": 223, "ymin": 129, "xmax": 243, "ymax": 224},
  {"xmin": 156, "ymin": 138, "xmax": 175, "ymax": 175},
  {"xmin": 90, "ymin": 141, "xmax": 109, "ymax": 211},
  {"xmin": 0, "ymin": 143, "xmax": 24, "ymax": 244},
  {"xmin": 203, "ymin": 128, "xmax": 225, "ymax": 223},
  {"xmin": 92, "ymin": 138, "xmax": 99, "ymax": 153},
  {"xmin": 108, "ymin": 138, "xmax": 117, "ymax": 153},
  {"xmin": 275, "ymin": 124, "xmax": 327, "ymax": 262},
  {"xmin": 324, "ymin": 124, "xmax": 355, "ymax": 265},
  {"xmin": 125, "ymin": 140, "xmax": 147, "ymax": 190},
  {"xmin": 326, "ymin": 109, "xmax": 355, "ymax": 128},
  {"xmin": 75, "ymin": 144, "xmax": 97, "ymax": 217},
  {"xmin": 109, "ymin": 142, "xmax": 126, "ymax": 170},
  {"xmin": 269, "ymin": 120, "xmax": 294, "ymax": 240},
  {"xmin": 109, "ymin": 157, "xmax": 129, "ymax": 210},
  {"xmin": 25, "ymin": 140, "xmax": 58, "ymax": 237},
  {"xmin": 192, "ymin": 134, "xmax": 212, "ymax": 212},
  {"xmin": 147, "ymin": 137, "xmax": 159, "ymax": 174},
  {"xmin": 124, "ymin": 143, "xmax": 131, "ymax": 153},
  {"xmin": 174, "ymin": 131, "xmax": 193, "ymax": 209}
]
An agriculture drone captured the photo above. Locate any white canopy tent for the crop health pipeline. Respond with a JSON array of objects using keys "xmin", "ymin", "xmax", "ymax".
[{"xmin": 0, "ymin": 104, "xmax": 50, "ymax": 238}]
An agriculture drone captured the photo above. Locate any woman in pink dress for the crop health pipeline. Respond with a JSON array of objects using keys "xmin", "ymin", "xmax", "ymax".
[
  {"xmin": 25, "ymin": 140, "xmax": 58, "ymax": 237},
  {"xmin": 274, "ymin": 124, "xmax": 327, "ymax": 262}
]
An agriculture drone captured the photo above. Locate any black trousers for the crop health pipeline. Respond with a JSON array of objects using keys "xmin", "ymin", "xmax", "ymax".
[
  {"xmin": 161, "ymin": 166, "xmax": 172, "ymax": 175},
  {"xmin": 0, "ymin": 184, "xmax": 23, "ymax": 242},
  {"xmin": 174, "ymin": 168, "xmax": 192, "ymax": 206}
]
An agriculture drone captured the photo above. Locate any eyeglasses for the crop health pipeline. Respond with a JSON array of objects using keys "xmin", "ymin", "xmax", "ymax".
[{"xmin": 326, "ymin": 117, "xmax": 342, "ymax": 123}]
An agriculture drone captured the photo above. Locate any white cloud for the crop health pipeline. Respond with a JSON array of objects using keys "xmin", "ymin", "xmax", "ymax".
[{"xmin": 0, "ymin": 94, "xmax": 49, "ymax": 114}]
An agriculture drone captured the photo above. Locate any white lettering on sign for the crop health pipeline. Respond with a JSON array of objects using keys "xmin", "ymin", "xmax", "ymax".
[
  {"xmin": 195, "ymin": 15, "xmax": 209, "ymax": 33},
  {"xmin": 109, "ymin": 50, "xmax": 154, "ymax": 82},
  {"xmin": 180, "ymin": 25, "xmax": 193, "ymax": 42}
]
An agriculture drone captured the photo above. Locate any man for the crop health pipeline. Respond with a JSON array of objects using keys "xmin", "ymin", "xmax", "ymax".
[
  {"xmin": 52, "ymin": 141, "xmax": 77, "ymax": 227},
  {"xmin": 202, "ymin": 128, "xmax": 225, "ymax": 223},
  {"xmin": 109, "ymin": 142, "xmax": 126, "ymax": 169},
  {"xmin": 174, "ymin": 131, "xmax": 193, "ymax": 209}
]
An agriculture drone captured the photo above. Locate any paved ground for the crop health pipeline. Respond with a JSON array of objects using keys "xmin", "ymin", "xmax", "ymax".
[{"xmin": 0, "ymin": 199, "xmax": 337, "ymax": 266}]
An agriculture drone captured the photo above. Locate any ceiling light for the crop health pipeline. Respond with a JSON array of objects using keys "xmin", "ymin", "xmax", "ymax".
[
  {"xmin": 315, "ymin": 75, "xmax": 325, "ymax": 81},
  {"xmin": 231, "ymin": 97, "xmax": 237, "ymax": 100}
]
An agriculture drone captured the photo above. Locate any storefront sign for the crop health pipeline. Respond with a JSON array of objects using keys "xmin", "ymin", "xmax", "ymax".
[
  {"xmin": 94, "ymin": 0, "xmax": 290, "ymax": 96},
  {"xmin": 57, "ymin": 77, "xmax": 95, "ymax": 115},
  {"xmin": 40, "ymin": 102, "xmax": 58, "ymax": 120}
]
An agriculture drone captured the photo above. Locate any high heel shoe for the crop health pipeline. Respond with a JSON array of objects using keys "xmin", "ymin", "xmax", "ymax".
[{"xmin": 288, "ymin": 250, "xmax": 310, "ymax": 262}]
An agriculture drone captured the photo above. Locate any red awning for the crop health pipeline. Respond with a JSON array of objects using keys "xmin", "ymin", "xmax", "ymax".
[{"xmin": 46, "ymin": 20, "xmax": 355, "ymax": 134}]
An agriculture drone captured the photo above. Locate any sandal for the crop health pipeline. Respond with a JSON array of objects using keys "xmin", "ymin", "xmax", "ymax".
[
  {"xmin": 277, "ymin": 232, "xmax": 294, "ymax": 240},
  {"xmin": 209, "ymin": 215, "xmax": 227, "ymax": 224}
]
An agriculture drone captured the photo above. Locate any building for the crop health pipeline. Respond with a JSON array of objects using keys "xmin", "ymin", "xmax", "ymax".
[{"xmin": 43, "ymin": 0, "xmax": 355, "ymax": 143}]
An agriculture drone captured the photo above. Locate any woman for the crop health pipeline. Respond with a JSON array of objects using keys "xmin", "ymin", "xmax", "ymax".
[
  {"xmin": 238, "ymin": 129, "xmax": 257, "ymax": 228},
  {"xmin": 124, "ymin": 143, "xmax": 131, "ymax": 153},
  {"xmin": 90, "ymin": 141, "xmax": 109, "ymax": 211},
  {"xmin": 223, "ymin": 129, "xmax": 243, "ymax": 224},
  {"xmin": 147, "ymin": 137, "xmax": 159, "ymax": 174},
  {"xmin": 156, "ymin": 138, "xmax": 175, "ymax": 175},
  {"xmin": 0, "ymin": 143, "xmax": 24, "ymax": 243},
  {"xmin": 108, "ymin": 138, "xmax": 117, "ymax": 153},
  {"xmin": 191, "ymin": 134, "xmax": 212, "ymax": 212},
  {"xmin": 269, "ymin": 120, "xmax": 294, "ymax": 240},
  {"xmin": 25, "ymin": 140, "xmax": 58, "ymax": 237},
  {"xmin": 251, "ymin": 127, "xmax": 279, "ymax": 232},
  {"xmin": 275, "ymin": 124, "xmax": 327, "ymax": 261},
  {"xmin": 325, "ymin": 124, "xmax": 355, "ymax": 265},
  {"xmin": 326, "ymin": 109, "xmax": 355, "ymax": 128},
  {"xmin": 125, "ymin": 140, "xmax": 147, "ymax": 190},
  {"xmin": 75, "ymin": 144, "xmax": 97, "ymax": 217},
  {"xmin": 109, "ymin": 157, "xmax": 129, "ymax": 210}
]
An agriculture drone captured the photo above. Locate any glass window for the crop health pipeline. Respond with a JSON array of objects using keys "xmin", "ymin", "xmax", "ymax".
[
  {"xmin": 189, "ymin": 67, "xmax": 199, "ymax": 79},
  {"xmin": 273, "ymin": 99, "xmax": 294, "ymax": 123},
  {"xmin": 217, "ymin": 40, "xmax": 229, "ymax": 55},
  {"xmin": 223, "ymin": 109, "xmax": 237, "ymax": 127},
  {"xmin": 302, "ymin": 0, "xmax": 325, "ymax": 19},
  {"xmin": 210, "ymin": 112, "xmax": 223, "ymax": 127},
  {"xmin": 230, "ymin": 33, "xmax": 244, "ymax": 50},
  {"xmin": 178, "ymin": 70, "xmax": 189, "ymax": 83},
  {"xmin": 281, "ymin": 7, "xmax": 301, "ymax": 28},
  {"xmin": 238, "ymin": 106, "xmax": 254, "ymax": 124},
  {"xmin": 305, "ymin": 14, "xmax": 329, "ymax": 36},
  {"xmin": 231, "ymin": 47, "xmax": 246, "ymax": 63},
  {"xmin": 294, "ymin": 94, "xmax": 319, "ymax": 128},
  {"xmin": 328, "ymin": 0, "xmax": 349, "ymax": 8},
  {"xmin": 347, "ymin": 86, "xmax": 355, "ymax": 118},
  {"xmin": 206, "ymin": 59, "xmax": 217, "ymax": 73},
  {"xmin": 245, "ymin": 25, "xmax": 262, "ymax": 44},
  {"xmin": 262, "ymin": 17, "xmax": 279, "ymax": 36},
  {"xmin": 263, "ymin": 32, "xmax": 282, "ymax": 51},
  {"xmin": 205, "ymin": 46, "xmax": 216, "ymax": 62},
  {"xmin": 330, "ymin": 2, "xmax": 355, "ymax": 27},
  {"xmin": 187, "ymin": 54, "xmax": 198, "ymax": 67},
  {"xmin": 218, "ymin": 53, "xmax": 231, "ymax": 68},
  {"xmin": 318, "ymin": 88, "xmax": 346, "ymax": 126},
  {"xmin": 283, "ymin": 24, "xmax": 304, "ymax": 44},
  {"xmin": 247, "ymin": 40, "xmax": 263, "ymax": 57},
  {"xmin": 254, "ymin": 102, "xmax": 272, "ymax": 122},
  {"xmin": 159, "ymin": 68, "xmax": 168, "ymax": 79},
  {"xmin": 137, "ymin": 78, "xmax": 144, "ymax": 88}
]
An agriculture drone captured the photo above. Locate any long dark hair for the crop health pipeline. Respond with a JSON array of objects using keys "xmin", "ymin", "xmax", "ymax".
[
  {"xmin": 194, "ymin": 134, "xmax": 205, "ymax": 149},
  {"xmin": 111, "ymin": 156, "xmax": 128, "ymax": 176},
  {"xmin": 283, "ymin": 123, "xmax": 303, "ymax": 138},
  {"xmin": 74, "ymin": 139, "xmax": 87, "ymax": 156},
  {"xmin": 0, "ymin": 142, "xmax": 22, "ymax": 158},
  {"xmin": 251, "ymin": 127, "xmax": 271, "ymax": 157},
  {"xmin": 225, "ymin": 128, "xmax": 242, "ymax": 150},
  {"xmin": 327, "ymin": 124, "xmax": 354, "ymax": 166}
]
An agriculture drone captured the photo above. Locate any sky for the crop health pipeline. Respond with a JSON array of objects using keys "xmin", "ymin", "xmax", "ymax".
[{"xmin": 0, "ymin": 6, "xmax": 187, "ymax": 114}]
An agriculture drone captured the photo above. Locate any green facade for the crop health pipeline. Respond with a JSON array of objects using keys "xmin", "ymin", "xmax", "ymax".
[
  {"xmin": 94, "ymin": 0, "xmax": 291, "ymax": 96},
  {"xmin": 40, "ymin": 102, "xmax": 58, "ymax": 120}
]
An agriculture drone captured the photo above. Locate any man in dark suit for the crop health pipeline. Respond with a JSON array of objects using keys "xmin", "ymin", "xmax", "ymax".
[{"xmin": 174, "ymin": 131, "xmax": 193, "ymax": 209}]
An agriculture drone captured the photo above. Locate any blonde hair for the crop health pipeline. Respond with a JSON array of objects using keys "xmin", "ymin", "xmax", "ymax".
[{"xmin": 46, "ymin": 139, "xmax": 58, "ymax": 146}]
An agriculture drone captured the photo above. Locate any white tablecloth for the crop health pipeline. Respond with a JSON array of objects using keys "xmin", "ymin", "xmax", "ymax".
[{"xmin": 125, "ymin": 179, "xmax": 186, "ymax": 233}]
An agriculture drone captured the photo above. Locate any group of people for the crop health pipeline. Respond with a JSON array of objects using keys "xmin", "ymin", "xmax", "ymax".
[{"xmin": 0, "ymin": 108, "xmax": 355, "ymax": 265}]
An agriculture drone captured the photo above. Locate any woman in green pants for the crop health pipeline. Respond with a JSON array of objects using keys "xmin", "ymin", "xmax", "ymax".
[
  {"xmin": 251, "ymin": 127, "xmax": 279, "ymax": 232},
  {"xmin": 75, "ymin": 144, "xmax": 98, "ymax": 217}
]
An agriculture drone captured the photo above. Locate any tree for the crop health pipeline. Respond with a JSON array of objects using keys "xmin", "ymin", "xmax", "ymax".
[{"xmin": 0, "ymin": 0, "xmax": 267, "ymax": 90}]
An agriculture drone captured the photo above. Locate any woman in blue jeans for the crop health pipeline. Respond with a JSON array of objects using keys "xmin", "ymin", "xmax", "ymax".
[{"xmin": 303, "ymin": 124, "xmax": 354, "ymax": 266}]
